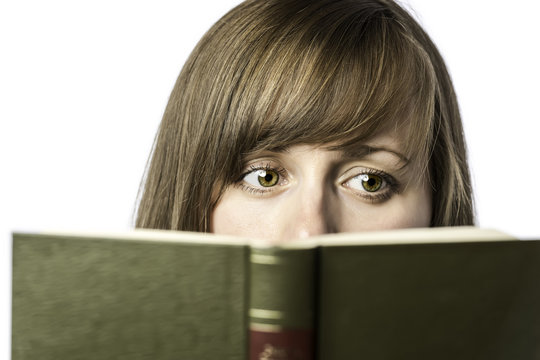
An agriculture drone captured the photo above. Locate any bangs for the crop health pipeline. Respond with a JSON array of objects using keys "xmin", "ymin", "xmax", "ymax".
[
  {"xmin": 222, "ymin": 1, "xmax": 437, "ymax": 174},
  {"xmin": 137, "ymin": 0, "xmax": 472, "ymax": 231}
]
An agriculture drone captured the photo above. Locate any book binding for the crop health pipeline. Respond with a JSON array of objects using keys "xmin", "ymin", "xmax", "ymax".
[{"xmin": 249, "ymin": 248, "xmax": 316, "ymax": 360}]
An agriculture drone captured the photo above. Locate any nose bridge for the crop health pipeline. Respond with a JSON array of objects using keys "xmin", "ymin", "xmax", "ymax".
[{"xmin": 285, "ymin": 175, "xmax": 335, "ymax": 239}]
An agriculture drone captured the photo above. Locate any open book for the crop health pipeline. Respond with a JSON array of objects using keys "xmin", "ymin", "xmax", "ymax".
[{"xmin": 11, "ymin": 227, "xmax": 540, "ymax": 360}]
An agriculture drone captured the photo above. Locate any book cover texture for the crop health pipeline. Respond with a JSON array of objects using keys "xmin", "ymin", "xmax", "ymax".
[{"xmin": 12, "ymin": 233, "xmax": 248, "ymax": 360}]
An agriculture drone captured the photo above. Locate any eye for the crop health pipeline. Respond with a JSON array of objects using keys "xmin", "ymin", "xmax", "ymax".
[
  {"xmin": 342, "ymin": 168, "xmax": 398, "ymax": 202},
  {"xmin": 357, "ymin": 174, "xmax": 383, "ymax": 192},
  {"xmin": 235, "ymin": 162, "xmax": 288, "ymax": 195},
  {"xmin": 243, "ymin": 169, "xmax": 280, "ymax": 188},
  {"xmin": 346, "ymin": 173, "xmax": 386, "ymax": 193}
]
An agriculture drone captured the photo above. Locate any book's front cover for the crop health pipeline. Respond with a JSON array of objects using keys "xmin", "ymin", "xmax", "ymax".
[
  {"xmin": 12, "ymin": 233, "xmax": 248, "ymax": 360},
  {"xmin": 317, "ymin": 240, "xmax": 540, "ymax": 360}
]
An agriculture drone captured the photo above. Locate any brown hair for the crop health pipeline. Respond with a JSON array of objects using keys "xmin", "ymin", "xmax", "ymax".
[{"xmin": 135, "ymin": 0, "xmax": 474, "ymax": 231}]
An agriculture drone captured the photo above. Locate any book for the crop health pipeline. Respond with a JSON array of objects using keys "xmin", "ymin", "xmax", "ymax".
[{"xmin": 11, "ymin": 227, "xmax": 540, "ymax": 360}]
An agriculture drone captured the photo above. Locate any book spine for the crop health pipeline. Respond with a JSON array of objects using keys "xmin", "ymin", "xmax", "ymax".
[{"xmin": 249, "ymin": 247, "xmax": 316, "ymax": 360}]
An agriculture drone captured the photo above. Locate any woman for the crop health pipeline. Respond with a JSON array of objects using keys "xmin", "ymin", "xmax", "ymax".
[{"xmin": 136, "ymin": 0, "xmax": 474, "ymax": 242}]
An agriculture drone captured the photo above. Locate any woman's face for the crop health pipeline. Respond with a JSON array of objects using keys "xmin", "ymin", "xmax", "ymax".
[{"xmin": 211, "ymin": 134, "xmax": 431, "ymax": 244}]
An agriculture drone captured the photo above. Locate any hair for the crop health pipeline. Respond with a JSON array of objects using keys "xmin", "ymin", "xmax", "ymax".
[{"xmin": 135, "ymin": 0, "xmax": 474, "ymax": 231}]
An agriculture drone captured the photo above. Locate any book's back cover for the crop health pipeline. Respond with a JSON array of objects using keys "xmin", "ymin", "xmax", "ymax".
[
  {"xmin": 318, "ymin": 240, "xmax": 540, "ymax": 359},
  {"xmin": 12, "ymin": 232, "xmax": 248, "ymax": 360}
]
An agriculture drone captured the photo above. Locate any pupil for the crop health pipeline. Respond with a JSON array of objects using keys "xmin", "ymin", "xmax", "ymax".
[
  {"xmin": 367, "ymin": 178, "xmax": 376, "ymax": 186},
  {"xmin": 264, "ymin": 174, "xmax": 273, "ymax": 182}
]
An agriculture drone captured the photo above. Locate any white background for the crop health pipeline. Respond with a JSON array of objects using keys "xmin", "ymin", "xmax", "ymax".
[{"xmin": 1, "ymin": 0, "xmax": 539, "ymax": 356}]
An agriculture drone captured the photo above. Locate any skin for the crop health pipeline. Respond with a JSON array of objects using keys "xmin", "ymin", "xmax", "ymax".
[{"xmin": 211, "ymin": 134, "xmax": 432, "ymax": 244}]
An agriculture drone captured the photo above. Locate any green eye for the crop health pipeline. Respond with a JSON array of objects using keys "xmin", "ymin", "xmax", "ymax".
[
  {"xmin": 343, "ymin": 170, "xmax": 395, "ymax": 202},
  {"xmin": 257, "ymin": 169, "xmax": 279, "ymax": 187},
  {"xmin": 360, "ymin": 174, "xmax": 382, "ymax": 192},
  {"xmin": 242, "ymin": 167, "xmax": 282, "ymax": 190}
]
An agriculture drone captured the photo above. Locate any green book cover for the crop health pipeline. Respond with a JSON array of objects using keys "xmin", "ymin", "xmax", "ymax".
[
  {"xmin": 11, "ymin": 227, "xmax": 540, "ymax": 359},
  {"xmin": 317, "ymin": 240, "xmax": 540, "ymax": 359},
  {"xmin": 12, "ymin": 231, "xmax": 249, "ymax": 360}
]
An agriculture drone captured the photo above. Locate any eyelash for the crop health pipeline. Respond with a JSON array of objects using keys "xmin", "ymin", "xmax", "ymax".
[
  {"xmin": 235, "ymin": 163, "xmax": 287, "ymax": 195},
  {"xmin": 235, "ymin": 163, "xmax": 400, "ymax": 202},
  {"xmin": 343, "ymin": 168, "xmax": 400, "ymax": 203}
]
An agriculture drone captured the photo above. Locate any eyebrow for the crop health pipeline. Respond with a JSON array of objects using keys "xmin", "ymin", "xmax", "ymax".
[
  {"xmin": 342, "ymin": 145, "xmax": 410, "ymax": 164},
  {"xmin": 247, "ymin": 145, "xmax": 410, "ymax": 165}
]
